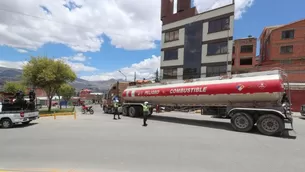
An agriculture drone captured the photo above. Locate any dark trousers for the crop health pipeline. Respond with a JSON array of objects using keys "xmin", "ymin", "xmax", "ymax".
[
  {"xmin": 113, "ymin": 108, "xmax": 120, "ymax": 119},
  {"xmin": 143, "ymin": 111, "xmax": 149, "ymax": 125}
]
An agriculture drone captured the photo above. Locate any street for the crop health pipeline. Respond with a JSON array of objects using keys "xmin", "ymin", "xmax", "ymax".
[{"xmin": 1, "ymin": 105, "xmax": 305, "ymax": 172}]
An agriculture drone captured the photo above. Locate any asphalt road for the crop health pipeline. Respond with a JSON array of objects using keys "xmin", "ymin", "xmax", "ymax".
[{"xmin": 1, "ymin": 105, "xmax": 305, "ymax": 172}]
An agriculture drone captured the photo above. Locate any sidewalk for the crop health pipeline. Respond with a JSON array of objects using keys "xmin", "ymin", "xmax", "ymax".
[{"xmin": 292, "ymin": 112, "xmax": 303, "ymax": 117}]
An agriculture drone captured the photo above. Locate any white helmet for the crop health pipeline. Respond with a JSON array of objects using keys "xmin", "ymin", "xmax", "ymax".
[
  {"xmin": 144, "ymin": 101, "xmax": 148, "ymax": 105},
  {"xmin": 115, "ymin": 99, "xmax": 119, "ymax": 102}
]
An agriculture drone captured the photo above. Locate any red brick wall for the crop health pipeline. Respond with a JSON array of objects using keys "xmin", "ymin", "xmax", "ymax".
[
  {"xmin": 177, "ymin": 0, "xmax": 191, "ymax": 12},
  {"xmin": 269, "ymin": 20, "xmax": 305, "ymax": 60},
  {"xmin": 162, "ymin": 7, "xmax": 197, "ymax": 25},
  {"xmin": 161, "ymin": 0, "xmax": 173, "ymax": 20},
  {"xmin": 232, "ymin": 38, "xmax": 257, "ymax": 72}
]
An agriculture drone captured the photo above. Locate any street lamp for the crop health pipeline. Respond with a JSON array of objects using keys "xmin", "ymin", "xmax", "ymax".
[{"xmin": 118, "ymin": 70, "xmax": 127, "ymax": 81}]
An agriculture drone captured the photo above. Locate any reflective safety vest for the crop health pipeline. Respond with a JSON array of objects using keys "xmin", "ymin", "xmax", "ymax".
[
  {"xmin": 113, "ymin": 102, "xmax": 118, "ymax": 108},
  {"xmin": 142, "ymin": 104, "xmax": 149, "ymax": 112}
]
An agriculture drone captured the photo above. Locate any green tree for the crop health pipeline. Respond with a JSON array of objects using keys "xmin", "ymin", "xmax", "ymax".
[
  {"xmin": 3, "ymin": 81, "xmax": 27, "ymax": 93},
  {"xmin": 57, "ymin": 83, "xmax": 75, "ymax": 109},
  {"xmin": 23, "ymin": 57, "xmax": 76, "ymax": 111}
]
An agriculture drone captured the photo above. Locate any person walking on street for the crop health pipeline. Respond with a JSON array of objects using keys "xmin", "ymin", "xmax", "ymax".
[
  {"xmin": 113, "ymin": 100, "xmax": 121, "ymax": 120},
  {"xmin": 142, "ymin": 101, "xmax": 149, "ymax": 126}
]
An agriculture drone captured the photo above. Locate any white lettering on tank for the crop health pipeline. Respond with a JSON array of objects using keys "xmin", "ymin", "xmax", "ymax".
[
  {"xmin": 170, "ymin": 87, "xmax": 207, "ymax": 94},
  {"xmin": 144, "ymin": 90, "xmax": 160, "ymax": 95}
]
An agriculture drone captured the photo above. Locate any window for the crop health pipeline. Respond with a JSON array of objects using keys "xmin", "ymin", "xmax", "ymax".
[
  {"xmin": 281, "ymin": 30, "xmax": 294, "ymax": 39},
  {"xmin": 208, "ymin": 17, "xmax": 230, "ymax": 33},
  {"xmin": 165, "ymin": 30, "xmax": 179, "ymax": 42},
  {"xmin": 164, "ymin": 49, "xmax": 178, "ymax": 60},
  {"xmin": 206, "ymin": 66, "xmax": 227, "ymax": 77},
  {"xmin": 207, "ymin": 41, "xmax": 228, "ymax": 55},
  {"xmin": 232, "ymin": 46, "xmax": 235, "ymax": 54},
  {"xmin": 280, "ymin": 45, "xmax": 293, "ymax": 54},
  {"xmin": 183, "ymin": 68, "xmax": 199, "ymax": 79},
  {"xmin": 240, "ymin": 58, "xmax": 252, "ymax": 65},
  {"xmin": 240, "ymin": 45, "xmax": 253, "ymax": 53},
  {"xmin": 232, "ymin": 58, "xmax": 235, "ymax": 66},
  {"xmin": 163, "ymin": 68, "xmax": 177, "ymax": 79}
]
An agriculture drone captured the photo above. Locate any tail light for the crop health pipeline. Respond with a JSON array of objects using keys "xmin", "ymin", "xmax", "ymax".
[{"xmin": 20, "ymin": 112, "xmax": 24, "ymax": 117}]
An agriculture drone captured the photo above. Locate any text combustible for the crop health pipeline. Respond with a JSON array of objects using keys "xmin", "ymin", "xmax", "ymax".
[
  {"xmin": 170, "ymin": 87, "xmax": 207, "ymax": 94},
  {"xmin": 143, "ymin": 87, "xmax": 207, "ymax": 95}
]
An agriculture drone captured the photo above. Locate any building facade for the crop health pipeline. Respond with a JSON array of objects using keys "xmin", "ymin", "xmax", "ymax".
[
  {"xmin": 232, "ymin": 36, "xmax": 257, "ymax": 73},
  {"xmin": 257, "ymin": 18, "xmax": 305, "ymax": 111},
  {"xmin": 160, "ymin": 0, "xmax": 235, "ymax": 80},
  {"xmin": 258, "ymin": 18, "xmax": 305, "ymax": 82}
]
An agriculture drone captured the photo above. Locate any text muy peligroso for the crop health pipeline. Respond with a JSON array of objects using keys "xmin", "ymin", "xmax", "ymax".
[{"xmin": 142, "ymin": 87, "xmax": 207, "ymax": 95}]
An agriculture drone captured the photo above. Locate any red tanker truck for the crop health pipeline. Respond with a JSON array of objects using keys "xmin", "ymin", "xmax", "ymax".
[{"xmin": 119, "ymin": 70, "xmax": 293, "ymax": 136}]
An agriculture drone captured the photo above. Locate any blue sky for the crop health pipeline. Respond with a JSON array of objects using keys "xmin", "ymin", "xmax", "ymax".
[{"xmin": 0, "ymin": 0, "xmax": 304, "ymax": 81}]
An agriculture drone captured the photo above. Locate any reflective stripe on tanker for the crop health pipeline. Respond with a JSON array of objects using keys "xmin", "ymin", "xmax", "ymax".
[{"xmin": 122, "ymin": 79, "xmax": 284, "ymax": 97}]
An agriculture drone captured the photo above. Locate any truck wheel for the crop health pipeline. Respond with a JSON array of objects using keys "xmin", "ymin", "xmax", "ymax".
[
  {"xmin": 122, "ymin": 107, "xmax": 128, "ymax": 116},
  {"xmin": 128, "ymin": 106, "xmax": 138, "ymax": 117},
  {"xmin": 1, "ymin": 118, "xmax": 13, "ymax": 128},
  {"xmin": 256, "ymin": 114, "xmax": 284, "ymax": 136},
  {"xmin": 230, "ymin": 112, "xmax": 254, "ymax": 132}
]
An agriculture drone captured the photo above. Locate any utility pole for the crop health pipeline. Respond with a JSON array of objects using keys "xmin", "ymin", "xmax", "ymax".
[
  {"xmin": 118, "ymin": 70, "xmax": 127, "ymax": 81},
  {"xmin": 155, "ymin": 69, "xmax": 159, "ymax": 82},
  {"xmin": 134, "ymin": 72, "xmax": 136, "ymax": 82}
]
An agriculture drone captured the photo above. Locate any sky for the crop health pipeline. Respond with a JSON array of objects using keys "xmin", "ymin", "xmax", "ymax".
[{"xmin": 0, "ymin": 0, "xmax": 304, "ymax": 81}]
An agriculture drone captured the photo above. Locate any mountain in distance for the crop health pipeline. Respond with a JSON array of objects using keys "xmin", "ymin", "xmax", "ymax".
[{"xmin": 0, "ymin": 66, "xmax": 121, "ymax": 92}]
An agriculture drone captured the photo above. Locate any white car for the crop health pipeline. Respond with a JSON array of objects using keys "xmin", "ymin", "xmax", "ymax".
[{"xmin": 0, "ymin": 102, "xmax": 39, "ymax": 128}]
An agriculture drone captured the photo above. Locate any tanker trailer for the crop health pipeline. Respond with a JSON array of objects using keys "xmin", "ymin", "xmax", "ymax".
[{"xmin": 121, "ymin": 70, "xmax": 293, "ymax": 136}]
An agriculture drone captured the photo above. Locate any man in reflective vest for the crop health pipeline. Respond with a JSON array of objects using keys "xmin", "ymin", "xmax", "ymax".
[
  {"xmin": 142, "ymin": 101, "xmax": 150, "ymax": 126},
  {"xmin": 113, "ymin": 99, "xmax": 121, "ymax": 120}
]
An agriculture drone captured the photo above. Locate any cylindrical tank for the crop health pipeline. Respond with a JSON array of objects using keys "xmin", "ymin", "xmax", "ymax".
[{"xmin": 122, "ymin": 73, "xmax": 285, "ymax": 106}]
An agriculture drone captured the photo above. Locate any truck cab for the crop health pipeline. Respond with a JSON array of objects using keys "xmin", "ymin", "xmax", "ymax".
[{"xmin": 102, "ymin": 81, "xmax": 130, "ymax": 114}]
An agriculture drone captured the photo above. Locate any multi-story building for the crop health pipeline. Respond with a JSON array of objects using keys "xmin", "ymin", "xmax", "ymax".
[
  {"xmin": 232, "ymin": 36, "xmax": 257, "ymax": 73},
  {"xmin": 258, "ymin": 18, "xmax": 305, "ymax": 111},
  {"xmin": 160, "ymin": 0, "xmax": 235, "ymax": 80},
  {"xmin": 258, "ymin": 18, "xmax": 305, "ymax": 82}
]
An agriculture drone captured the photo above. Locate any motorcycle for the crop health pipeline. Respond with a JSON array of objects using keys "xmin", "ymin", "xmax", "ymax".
[{"xmin": 81, "ymin": 105, "xmax": 94, "ymax": 114}]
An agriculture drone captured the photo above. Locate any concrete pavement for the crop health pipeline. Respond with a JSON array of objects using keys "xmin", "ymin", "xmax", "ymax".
[{"xmin": 1, "ymin": 105, "xmax": 305, "ymax": 172}]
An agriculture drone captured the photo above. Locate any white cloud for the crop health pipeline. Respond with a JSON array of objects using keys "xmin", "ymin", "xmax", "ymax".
[
  {"xmin": 61, "ymin": 53, "xmax": 91, "ymax": 62},
  {"xmin": 56, "ymin": 54, "xmax": 97, "ymax": 72},
  {"xmin": 0, "ymin": 60, "xmax": 28, "ymax": 69},
  {"xmin": 81, "ymin": 55, "xmax": 160, "ymax": 81},
  {"xmin": 64, "ymin": 61, "xmax": 97, "ymax": 73},
  {"xmin": 0, "ymin": 53, "xmax": 97, "ymax": 73},
  {"xmin": 194, "ymin": 0, "xmax": 254, "ymax": 20},
  {"xmin": 16, "ymin": 48, "xmax": 28, "ymax": 53},
  {"xmin": 0, "ymin": 0, "xmax": 254, "ymax": 52}
]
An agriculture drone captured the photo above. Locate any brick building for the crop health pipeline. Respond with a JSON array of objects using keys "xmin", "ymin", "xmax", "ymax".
[
  {"xmin": 160, "ymin": 0, "xmax": 235, "ymax": 80},
  {"xmin": 258, "ymin": 18, "xmax": 305, "ymax": 111},
  {"xmin": 232, "ymin": 36, "xmax": 257, "ymax": 73},
  {"xmin": 258, "ymin": 18, "xmax": 305, "ymax": 82}
]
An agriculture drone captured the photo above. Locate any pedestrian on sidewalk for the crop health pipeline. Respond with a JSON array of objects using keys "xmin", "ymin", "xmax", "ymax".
[{"xmin": 142, "ymin": 101, "xmax": 150, "ymax": 126}]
